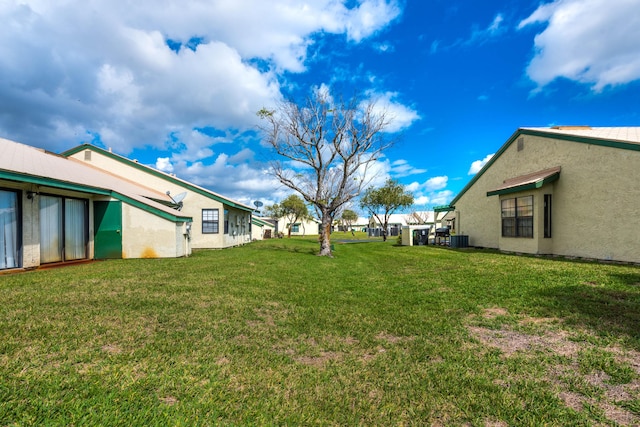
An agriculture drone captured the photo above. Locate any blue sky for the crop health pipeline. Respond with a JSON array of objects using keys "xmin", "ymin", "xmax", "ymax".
[{"xmin": 1, "ymin": 0, "xmax": 639, "ymax": 211}]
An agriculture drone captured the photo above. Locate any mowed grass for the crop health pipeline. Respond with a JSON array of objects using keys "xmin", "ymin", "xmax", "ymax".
[{"xmin": 1, "ymin": 238, "xmax": 640, "ymax": 426}]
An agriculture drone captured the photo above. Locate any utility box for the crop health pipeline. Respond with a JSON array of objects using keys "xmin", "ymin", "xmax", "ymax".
[
  {"xmin": 401, "ymin": 225, "xmax": 432, "ymax": 246},
  {"xmin": 450, "ymin": 235, "xmax": 469, "ymax": 248}
]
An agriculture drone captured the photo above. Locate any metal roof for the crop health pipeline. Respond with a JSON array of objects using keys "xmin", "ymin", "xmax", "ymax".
[
  {"xmin": 62, "ymin": 144, "xmax": 254, "ymax": 212},
  {"xmin": 521, "ymin": 126, "xmax": 640, "ymax": 145},
  {"xmin": 487, "ymin": 166, "xmax": 561, "ymax": 196},
  {"xmin": 0, "ymin": 137, "xmax": 191, "ymax": 222}
]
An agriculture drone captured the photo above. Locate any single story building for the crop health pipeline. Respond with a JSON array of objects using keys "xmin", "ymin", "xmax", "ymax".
[
  {"xmin": 1, "ymin": 137, "xmax": 192, "ymax": 272},
  {"xmin": 62, "ymin": 144, "xmax": 254, "ymax": 249},
  {"xmin": 439, "ymin": 126, "xmax": 640, "ymax": 263},
  {"xmin": 251, "ymin": 217, "xmax": 276, "ymax": 240},
  {"xmin": 274, "ymin": 216, "xmax": 321, "ymax": 237}
]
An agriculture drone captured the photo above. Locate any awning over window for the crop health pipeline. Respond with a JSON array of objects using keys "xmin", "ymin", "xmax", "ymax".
[{"xmin": 487, "ymin": 166, "xmax": 561, "ymax": 196}]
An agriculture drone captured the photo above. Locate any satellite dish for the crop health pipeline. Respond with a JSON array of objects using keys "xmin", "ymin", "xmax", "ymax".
[
  {"xmin": 166, "ymin": 191, "xmax": 187, "ymax": 211},
  {"xmin": 173, "ymin": 192, "xmax": 187, "ymax": 203},
  {"xmin": 253, "ymin": 201, "xmax": 263, "ymax": 208}
]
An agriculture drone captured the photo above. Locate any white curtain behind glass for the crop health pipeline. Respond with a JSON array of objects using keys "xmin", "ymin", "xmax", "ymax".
[
  {"xmin": 40, "ymin": 195, "xmax": 63, "ymax": 263},
  {"xmin": 65, "ymin": 199, "xmax": 87, "ymax": 260},
  {"xmin": 0, "ymin": 190, "xmax": 18, "ymax": 269}
]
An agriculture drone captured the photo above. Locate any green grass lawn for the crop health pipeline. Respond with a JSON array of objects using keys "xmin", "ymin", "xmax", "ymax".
[{"xmin": 1, "ymin": 238, "xmax": 639, "ymax": 426}]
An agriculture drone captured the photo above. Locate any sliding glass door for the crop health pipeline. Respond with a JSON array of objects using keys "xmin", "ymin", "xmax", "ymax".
[
  {"xmin": 0, "ymin": 190, "xmax": 20, "ymax": 270},
  {"xmin": 40, "ymin": 195, "xmax": 88, "ymax": 263},
  {"xmin": 65, "ymin": 198, "xmax": 88, "ymax": 260}
]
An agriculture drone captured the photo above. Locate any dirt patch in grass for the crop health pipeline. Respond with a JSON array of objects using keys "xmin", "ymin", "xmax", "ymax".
[
  {"xmin": 375, "ymin": 331, "xmax": 416, "ymax": 345},
  {"xmin": 294, "ymin": 352, "xmax": 343, "ymax": 367},
  {"xmin": 274, "ymin": 331, "xmax": 415, "ymax": 367},
  {"xmin": 160, "ymin": 396, "xmax": 178, "ymax": 406},
  {"xmin": 467, "ymin": 309, "xmax": 640, "ymax": 426}
]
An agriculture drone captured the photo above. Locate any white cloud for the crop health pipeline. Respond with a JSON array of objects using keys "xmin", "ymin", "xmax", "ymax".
[
  {"xmin": 405, "ymin": 176, "xmax": 451, "ymax": 207},
  {"xmin": 519, "ymin": 0, "xmax": 640, "ymax": 91},
  {"xmin": 363, "ymin": 91, "xmax": 421, "ymax": 133},
  {"xmin": 468, "ymin": 153, "xmax": 494, "ymax": 175},
  {"xmin": 424, "ymin": 176, "xmax": 448, "ymax": 191},
  {"xmin": 463, "ymin": 13, "xmax": 507, "ymax": 46},
  {"xmin": 155, "ymin": 157, "xmax": 174, "ymax": 173},
  {"xmin": 390, "ymin": 159, "xmax": 427, "ymax": 178},
  {"xmin": 0, "ymin": 0, "xmax": 401, "ymax": 154}
]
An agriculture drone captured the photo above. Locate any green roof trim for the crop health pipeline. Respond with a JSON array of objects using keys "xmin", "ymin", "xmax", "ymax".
[
  {"xmin": 0, "ymin": 170, "xmax": 112, "ymax": 196},
  {"xmin": 0, "ymin": 170, "xmax": 192, "ymax": 223},
  {"xmin": 252, "ymin": 217, "xmax": 273, "ymax": 227},
  {"xmin": 449, "ymin": 128, "xmax": 640, "ymax": 206},
  {"xmin": 433, "ymin": 205, "xmax": 454, "ymax": 212},
  {"xmin": 113, "ymin": 192, "xmax": 192, "ymax": 223},
  {"xmin": 61, "ymin": 144, "xmax": 253, "ymax": 212},
  {"xmin": 486, "ymin": 171, "xmax": 560, "ymax": 196}
]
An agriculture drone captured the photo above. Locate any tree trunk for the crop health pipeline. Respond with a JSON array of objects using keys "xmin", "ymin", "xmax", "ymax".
[{"xmin": 318, "ymin": 213, "xmax": 333, "ymax": 257}]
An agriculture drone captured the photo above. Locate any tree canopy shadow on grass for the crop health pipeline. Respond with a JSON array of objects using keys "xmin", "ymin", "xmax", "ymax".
[{"xmin": 536, "ymin": 273, "xmax": 640, "ymax": 349}]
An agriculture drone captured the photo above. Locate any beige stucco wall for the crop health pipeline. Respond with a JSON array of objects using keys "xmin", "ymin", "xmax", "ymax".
[
  {"xmin": 0, "ymin": 179, "xmax": 192, "ymax": 270},
  {"xmin": 68, "ymin": 148, "xmax": 252, "ymax": 249},
  {"xmin": 121, "ymin": 202, "xmax": 190, "ymax": 258},
  {"xmin": 252, "ymin": 221, "xmax": 275, "ymax": 240},
  {"xmin": 276, "ymin": 217, "xmax": 320, "ymax": 236},
  {"xmin": 455, "ymin": 134, "xmax": 640, "ymax": 263}
]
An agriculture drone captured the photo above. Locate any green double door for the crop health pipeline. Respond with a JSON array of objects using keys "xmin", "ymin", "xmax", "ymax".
[{"xmin": 94, "ymin": 201, "xmax": 122, "ymax": 259}]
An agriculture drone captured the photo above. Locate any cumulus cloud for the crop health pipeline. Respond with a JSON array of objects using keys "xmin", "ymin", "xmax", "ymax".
[
  {"xmin": 405, "ymin": 176, "xmax": 452, "ymax": 207},
  {"xmin": 363, "ymin": 91, "xmax": 421, "ymax": 133},
  {"xmin": 468, "ymin": 153, "xmax": 494, "ymax": 175},
  {"xmin": 519, "ymin": 0, "xmax": 640, "ymax": 91},
  {"xmin": 0, "ymin": 0, "xmax": 403, "ymax": 203}
]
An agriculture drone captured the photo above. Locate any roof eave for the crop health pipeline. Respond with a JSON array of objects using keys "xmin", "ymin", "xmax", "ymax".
[{"xmin": 62, "ymin": 144, "xmax": 254, "ymax": 212}]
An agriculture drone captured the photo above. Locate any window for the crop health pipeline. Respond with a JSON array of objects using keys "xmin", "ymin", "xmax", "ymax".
[
  {"xmin": 0, "ymin": 189, "xmax": 20, "ymax": 269},
  {"xmin": 291, "ymin": 223, "xmax": 300, "ymax": 233},
  {"xmin": 544, "ymin": 194, "xmax": 552, "ymax": 238},
  {"xmin": 224, "ymin": 209, "xmax": 229, "ymax": 234},
  {"xmin": 501, "ymin": 196, "xmax": 533, "ymax": 238},
  {"xmin": 202, "ymin": 209, "xmax": 219, "ymax": 233}
]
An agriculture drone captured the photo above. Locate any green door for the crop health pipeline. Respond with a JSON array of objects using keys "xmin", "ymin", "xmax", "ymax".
[{"xmin": 94, "ymin": 201, "xmax": 122, "ymax": 259}]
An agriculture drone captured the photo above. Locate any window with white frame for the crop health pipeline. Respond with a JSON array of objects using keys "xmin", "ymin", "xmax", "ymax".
[{"xmin": 202, "ymin": 209, "xmax": 219, "ymax": 234}]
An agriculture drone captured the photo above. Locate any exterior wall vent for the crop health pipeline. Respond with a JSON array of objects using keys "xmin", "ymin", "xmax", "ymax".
[
  {"xmin": 517, "ymin": 137, "xmax": 524, "ymax": 152},
  {"xmin": 84, "ymin": 150, "xmax": 91, "ymax": 161}
]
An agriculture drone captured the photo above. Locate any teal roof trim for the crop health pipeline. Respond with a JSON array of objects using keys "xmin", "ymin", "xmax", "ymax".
[
  {"xmin": 0, "ymin": 170, "xmax": 192, "ymax": 223},
  {"xmin": 113, "ymin": 193, "xmax": 192, "ymax": 223},
  {"xmin": 486, "ymin": 171, "xmax": 560, "ymax": 196},
  {"xmin": 252, "ymin": 217, "xmax": 275, "ymax": 227},
  {"xmin": 0, "ymin": 170, "xmax": 111, "ymax": 195},
  {"xmin": 433, "ymin": 205, "xmax": 455, "ymax": 212},
  {"xmin": 449, "ymin": 128, "xmax": 640, "ymax": 206},
  {"xmin": 62, "ymin": 144, "xmax": 253, "ymax": 212}
]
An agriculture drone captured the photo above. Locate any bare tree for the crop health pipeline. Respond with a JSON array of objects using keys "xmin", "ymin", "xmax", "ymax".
[{"xmin": 258, "ymin": 90, "xmax": 394, "ymax": 256}]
